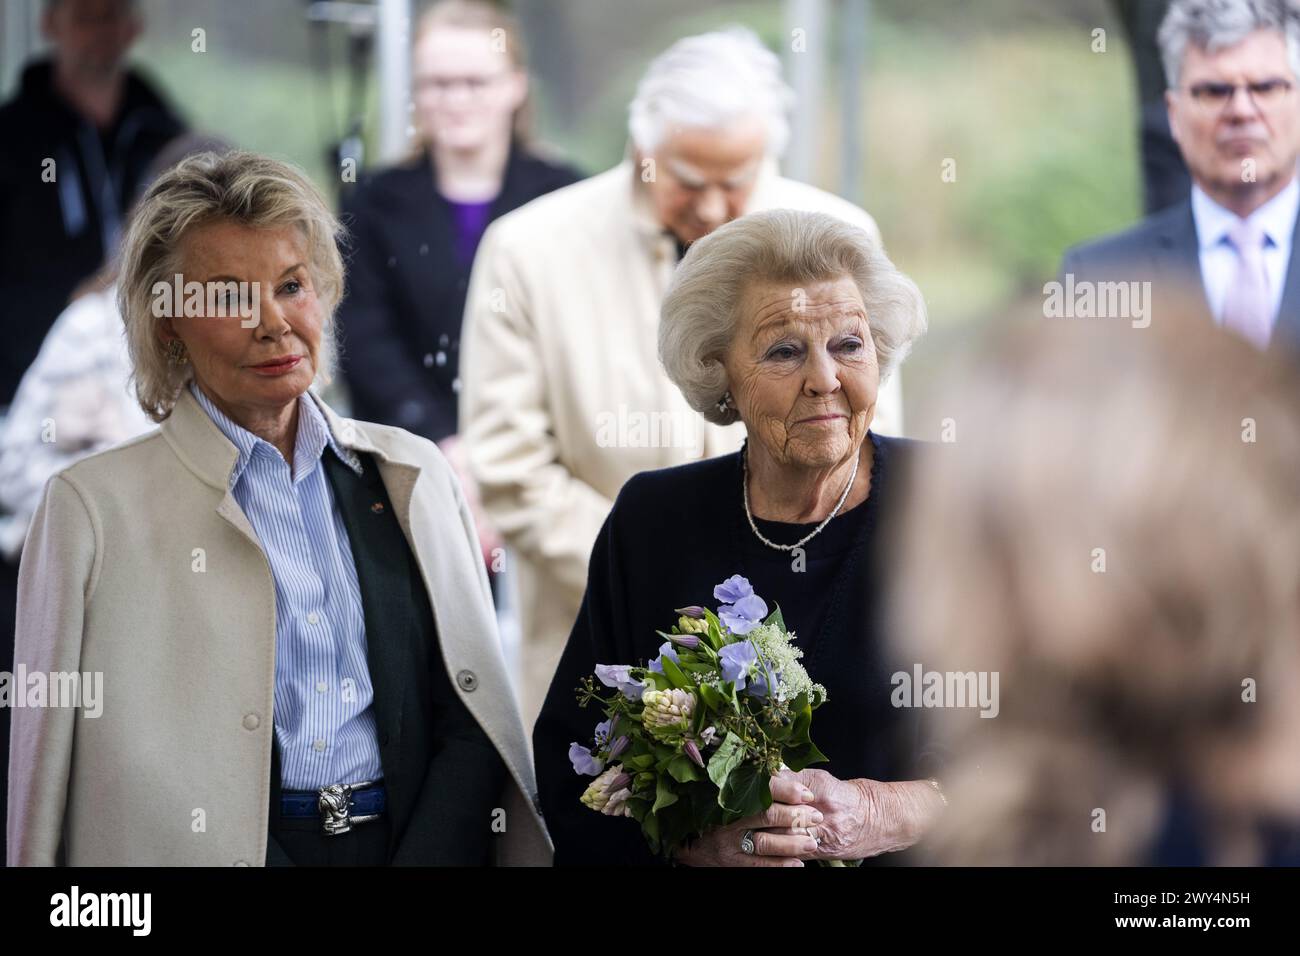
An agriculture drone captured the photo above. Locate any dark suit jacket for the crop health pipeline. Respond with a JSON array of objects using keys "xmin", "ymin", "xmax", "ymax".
[
  {"xmin": 336, "ymin": 143, "xmax": 582, "ymax": 443},
  {"xmin": 265, "ymin": 448, "xmax": 508, "ymax": 865},
  {"xmin": 1059, "ymin": 197, "xmax": 1300, "ymax": 354}
]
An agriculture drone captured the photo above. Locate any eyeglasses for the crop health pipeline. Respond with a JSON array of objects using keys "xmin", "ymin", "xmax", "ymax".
[
  {"xmin": 1182, "ymin": 78, "xmax": 1295, "ymax": 111},
  {"xmin": 415, "ymin": 74, "xmax": 508, "ymax": 97}
]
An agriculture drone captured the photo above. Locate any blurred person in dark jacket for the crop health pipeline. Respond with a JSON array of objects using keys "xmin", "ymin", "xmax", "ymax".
[
  {"xmin": 336, "ymin": 0, "xmax": 580, "ymax": 571},
  {"xmin": 0, "ymin": 0, "xmax": 185, "ymax": 410}
]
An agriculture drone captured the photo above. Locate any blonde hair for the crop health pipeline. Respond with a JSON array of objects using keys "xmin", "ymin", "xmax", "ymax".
[
  {"xmin": 411, "ymin": 0, "xmax": 532, "ymax": 150},
  {"xmin": 891, "ymin": 312, "xmax": 1300, "ymax": 864},
  {"xmin": 117, "ymin": 150, "xmax": 345, "ymax": 422}
]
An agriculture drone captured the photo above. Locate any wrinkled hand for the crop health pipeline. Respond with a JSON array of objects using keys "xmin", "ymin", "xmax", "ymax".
[
  {"xmin": 768, "ymin": 768, "xmax": 942, "ymax": 861},
  {"xmin": 673, "ymin": 773, "xmax": 824, "ymax": 867}
]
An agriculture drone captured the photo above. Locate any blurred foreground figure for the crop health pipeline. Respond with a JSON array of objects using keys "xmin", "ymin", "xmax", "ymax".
[{"xmin": 891, "ymin": 313, "xmax": 1300, "ymax": 865}]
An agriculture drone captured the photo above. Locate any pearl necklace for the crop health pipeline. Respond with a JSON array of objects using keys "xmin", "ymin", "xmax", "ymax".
[{"xmin": 742, "ymin": 444, "xmax": 860, "ymax": 552}]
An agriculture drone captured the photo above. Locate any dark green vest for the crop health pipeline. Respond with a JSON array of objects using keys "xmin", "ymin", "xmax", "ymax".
[{"xmin": 266, "ymin": 448, "xmax": 507, "ymax": 865}]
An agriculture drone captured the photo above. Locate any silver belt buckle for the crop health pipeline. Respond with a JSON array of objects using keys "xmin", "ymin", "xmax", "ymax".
[{"xmin": 317, "ymin": 779, "xmax": 378, "ymax": 836}]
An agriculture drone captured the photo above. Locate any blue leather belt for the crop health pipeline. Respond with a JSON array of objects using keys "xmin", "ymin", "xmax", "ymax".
[{"xmin": 281, "ymin": 780, "xmax": 386, "ymax": 836}]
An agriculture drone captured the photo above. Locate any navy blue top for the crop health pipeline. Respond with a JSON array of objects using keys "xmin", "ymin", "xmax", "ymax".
[
  {"xmin": 1149, "ymin": 785, "xmax": 1300, "ymax": 866},
  {"xmin": 534, "ymin": 433, "xmax": 938, "ymax": 865}
]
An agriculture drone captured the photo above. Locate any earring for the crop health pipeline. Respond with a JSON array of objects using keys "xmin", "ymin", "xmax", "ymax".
[
  {"xmin": 716, "ymin": 392, "xmax": 733, "ymax": 414},
  {"xmin": 166, "ymin": 339, "xmax": 188, "ymax": 365}
]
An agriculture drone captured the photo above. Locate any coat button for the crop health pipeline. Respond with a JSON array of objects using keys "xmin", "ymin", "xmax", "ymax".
[
  {"xmin": 456, "ymin": 669, "xmax": 478, "ymax": 692},
  {"xmin": 242, "ymin": 713, "xmax": 260, "ymax": 731}
]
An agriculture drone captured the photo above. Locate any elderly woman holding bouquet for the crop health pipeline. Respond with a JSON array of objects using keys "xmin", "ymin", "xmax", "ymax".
[{"xmin": 533, "ymin": 209, "xmax": 943, "ymax": 865}]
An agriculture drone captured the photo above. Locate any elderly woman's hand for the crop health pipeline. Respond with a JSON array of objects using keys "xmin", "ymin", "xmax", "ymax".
[
  {"xmin": 673, "ymin": 773, "xmax": 824, "ymax": 866},
  {"xmin": 769, "ymin": 768, "xmax": 945, "ymax": 861}
]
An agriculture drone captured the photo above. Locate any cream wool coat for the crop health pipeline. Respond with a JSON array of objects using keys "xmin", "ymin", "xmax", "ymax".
[
  {"xmin": 7, "ymin": 385, "xmax": 550, "ymax": 866},
  {"xmin": 459, "ymin": 160, "xmax": 902, "ymax": 724}
]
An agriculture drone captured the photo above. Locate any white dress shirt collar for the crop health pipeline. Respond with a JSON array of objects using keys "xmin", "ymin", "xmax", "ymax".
[{"xmin": 1192, "ymin": 174, "xmax": 1300, "ymax": 253}]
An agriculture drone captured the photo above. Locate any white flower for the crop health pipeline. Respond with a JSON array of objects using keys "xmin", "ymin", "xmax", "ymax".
[
  {"xmin": 641, "ymin": 688, "xmax": 696, "ymax": 739},
  {"xmin": 747, "ymin": 622, "xmax": 827, "ymax": 705},
  {"xmin": 580, "ymin": 765, "xmax": 634, "ymax": 816}
]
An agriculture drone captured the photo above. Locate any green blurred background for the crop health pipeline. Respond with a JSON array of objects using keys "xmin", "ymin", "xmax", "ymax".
[{"xmin": 2, "ymin": 0, "xmax": 1145, "ymax": 435}]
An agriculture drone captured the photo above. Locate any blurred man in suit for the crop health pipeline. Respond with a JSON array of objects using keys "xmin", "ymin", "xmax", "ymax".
[{"xmin": 1061, "ymin": 0, "xmax": 1300, "ymax": 354}]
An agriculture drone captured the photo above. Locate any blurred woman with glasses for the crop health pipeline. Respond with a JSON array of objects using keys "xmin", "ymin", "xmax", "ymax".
[{"xmin": 336, "ymin": 0, "xmax": 582, "ymax": 576}]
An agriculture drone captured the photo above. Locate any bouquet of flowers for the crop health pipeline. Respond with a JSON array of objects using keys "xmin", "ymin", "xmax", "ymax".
[{"xmin": 568, "ymin": 573, "xmax": 829, "ymax": 858}]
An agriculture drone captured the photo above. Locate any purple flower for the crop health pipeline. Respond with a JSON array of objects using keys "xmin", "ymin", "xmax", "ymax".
[
  {"xmin": 719, "ymin": 641, "xmax": 757, "ymax": 686},
  {"xmin": 667, "ymin": 633, "xmax": 701, "ymax": 649},
  {"xmin": 684, "ymin": 739, "xmax": 704, "ymax": 768},
  {"xmin": 719, "ymin": 640, "xmax": 772, "ymax": 698},
  {"xmin": 568, "ymin": 742, "xmax": 604, "ymax": 776},
  {"xmin": 713, "ymin": 575, "xmax": 755, "ymax": 605},
  {"xmin": 714, "ymin": 575, "xmax": 768, "ymax": 634},
  {"xmin": 675, "ymin": 605, "xmax": 706, "ymax": 619},
  {"xmin": 648, "ymin": 642, "xmax": 679, "ymax": 675},
  {"xmin": 595, "ymin": 663, "xmax": 645, "ymax": 701},
  {"xmin": 719, "ymin": 594, "xmax": 768, "ymax": 635},
  {"xmin": 608, "ymin": 735, "xmax": 630, "ymax": 759},
  {"xmin": 593, "ymin": 719, "xmax": 613, "ymax": 748}
]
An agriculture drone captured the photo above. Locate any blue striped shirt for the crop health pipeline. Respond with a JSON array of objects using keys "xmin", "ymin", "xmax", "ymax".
[{"xmin": 191, "ymin": 383, "xmax": 385, "ymax": 790}]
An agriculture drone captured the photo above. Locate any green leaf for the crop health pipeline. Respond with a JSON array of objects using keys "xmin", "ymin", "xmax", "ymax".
[
  {"xmin": 625, "ymin": 753, "xmax": 655, "ymax": 771},
  {"xmin": 655, "ymin": 798, "xmax": 694, "ymax": 855},
  {"xmin": 652, "ymin": 775, "xmax": 679, "ymax": 814},
  {"xmin": 782, "ymin": 739, "xmax": 829, "ymax": 772},
  {"xmin": 703, "ymin": 611, "xmax": 725, "ymax": 650},
  {"xmin": 706, "ymin": 731, "xmax": 745, "ymax": 791},
  {"xmin": 697, "ymin": 683, "xmax": 727, "ymax": 714},
  {"xmin": 719, "ymin": 761, "xmax": 771, "ymax": 816},
  {"xmin": 677, "ymin": 661, "xmax": 715, "ymax": 675},
  {"xmin": 785, "ymin": 691, "xmax": 813, "ymax": 745},
  {"xmin": 666, "ymin": 753, "xmax": 705, "ymax": 783},
  {"xmin": 659, "ymin": 654, "xmax": 691, "ymax": 691},
  {"xmin": 642, "ymin": 809, "xmax": 661, "ymax": 853},
  {"xmin": 689, "ymin": 781, "xmax": 724, "ymax": 832},
  {"xmin": 625, "ymin": 795, "xmax": 652, "ymax": 822},
  {"xmin": 763, "ymin": 604, "xmax": 786, "ymax": 630}
]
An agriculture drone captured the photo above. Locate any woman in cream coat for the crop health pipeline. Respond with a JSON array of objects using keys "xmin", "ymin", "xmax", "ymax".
[{"xmin": 6, "ymin": 150, "xmax": 548, "ymax": 866}]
